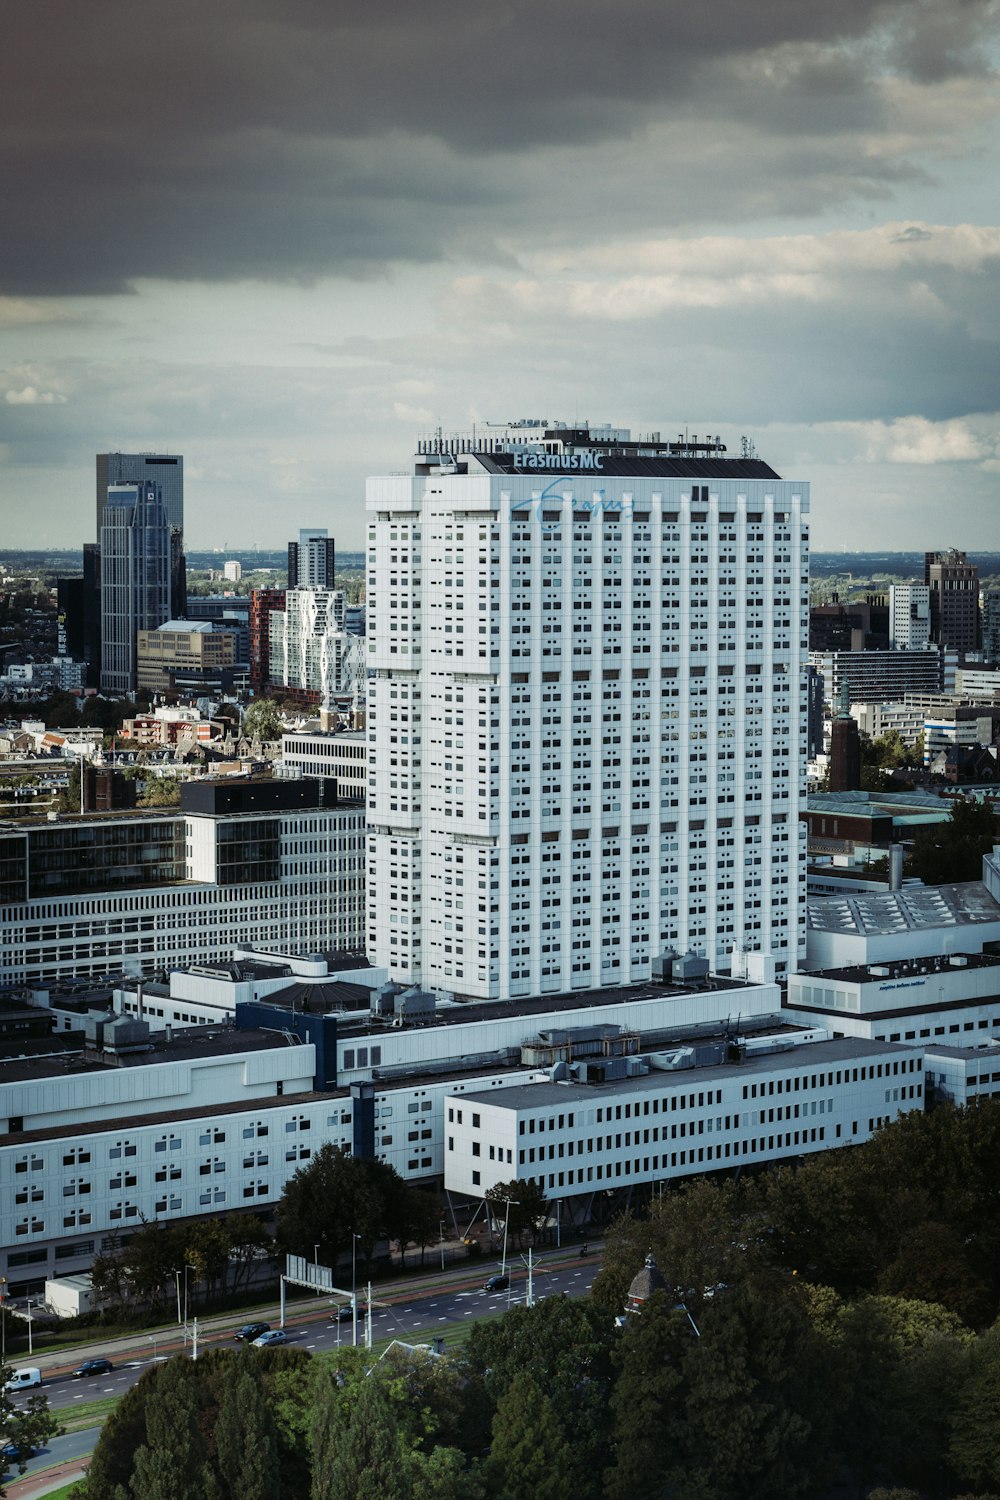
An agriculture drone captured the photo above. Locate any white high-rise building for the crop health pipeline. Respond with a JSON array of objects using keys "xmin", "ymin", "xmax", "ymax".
[
  {"xmin": 269, "ymin": 586, "xmax": 364, "ymax": 704},
  {"xmin": 366, "ymin": 421, "xmax": 809, "ymax": 1000},
  {"xmin": 889, "ymin": 581, "xmax": 932, "ymax": 650}
]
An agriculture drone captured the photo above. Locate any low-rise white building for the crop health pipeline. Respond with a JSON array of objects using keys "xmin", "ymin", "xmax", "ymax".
[
  {"xmin": 805, "ymin": 881, "xmax": 1000, "ymax": 970},
  {"xmin": 924, "ymin": 1040, "xmax": 1000, "ymax": 1108},
  {"xmin": 280, "ymin": 729, "xmax": 366, "ymax": 798},
  {"xmin": 786, "ymin": 951, "xmax": 1000, "ymax": 1046},
  {"xmin": 445, "ymin": 1037, "xmax": 924, "ymax": 1202}
]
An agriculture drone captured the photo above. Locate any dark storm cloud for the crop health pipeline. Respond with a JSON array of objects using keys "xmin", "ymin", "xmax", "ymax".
[{"xmin": 2, "ymin": 0, "xmax": 997, "ymax": 294}]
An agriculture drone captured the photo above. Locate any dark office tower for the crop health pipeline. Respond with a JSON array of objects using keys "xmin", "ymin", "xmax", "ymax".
[
  {"xmin": 98, "ymin": 453, "xmax": 185, "ymax": 617},
  {"xmin": 829, "ymin": 681, "xmax": 861, "ymax": 793},
  {"xmin": 806, "ymin": 665, "xmax": 825, "ymax": 760},
  {"xmin": 249, "ymin": 587, "xmax": 286, "ymax": 692},
  {"xmin": 100, "ymin": 482, "xmax": 171, "ymax": 695},
  {"xmin": 97, "ymin": 453, "xmax": 183, "ymax": 537},
  {"xmin": 82, "ymin": 543, "xmax": 102, "ymax": 687},
  {"xmin": 924, "ymin": 549, "xmax": 979, "ymax": 654},
  {"xmin": 287, "ymin": 529, "xmax": 336, "ymax": 588},
  {"xmin": 171, "ymin": 531, "xmax": 187, "ymax": 618},
  {"xmin": 56, "ymin": 576, "xmax": 85, "ymax": 659}
]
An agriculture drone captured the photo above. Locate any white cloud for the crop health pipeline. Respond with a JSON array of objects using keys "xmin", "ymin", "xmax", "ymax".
[
  {"xmin": 0, "ymin": 299, "xmax": 77, "ymax": 329},
  {"xmin": 5, "ymin": 386, "xmax": 67, "ymax": 405}
]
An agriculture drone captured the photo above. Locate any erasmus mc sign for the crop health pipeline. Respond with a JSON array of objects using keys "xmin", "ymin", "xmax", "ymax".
[{"xmin": 513, "ymin": 451, "xmax": 606, "ymax": 471}]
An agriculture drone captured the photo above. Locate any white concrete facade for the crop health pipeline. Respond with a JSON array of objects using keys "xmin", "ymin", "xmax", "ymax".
[
  {"xmin": 889, "ymin": 583, "xmax": 931, "ymax": 651},
  {"xmin": 0, "ymin": 1030, "xmax": 533, "ymax": 1290},
  {"xmin": 281, "ymin": 730, "xmax": 367, "ymax": 798},
  {"xmin": 366, "ymin": 425, "xmax": 808, "ymax": 999},
  {"xmin": 786, "ymin": 954, "xmax": 1000, "ymax": 1045},
  {"xmin": 444, "ymin": 1037, "xmax": 924, "ymax": 1201},
  {"xmin": 270, "ymin": 588, "xmax": 364, "ymax": 704}
]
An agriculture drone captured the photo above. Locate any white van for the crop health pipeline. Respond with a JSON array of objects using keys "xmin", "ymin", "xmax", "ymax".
[{"xmin": 4, "ymin": 1368, "xmax": 42, "ymax": 1392}]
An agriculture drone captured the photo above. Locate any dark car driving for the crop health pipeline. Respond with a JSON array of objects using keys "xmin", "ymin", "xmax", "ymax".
[
  {"xmin": 483, "ymin": 1274, "xmax": 510, "ymax": 1292},
  {"xmin": 234, "ymin": 1321, "xmax": 270, "ymax": 1342},
  {"xmin": 72, "ymin": 1358, "xmax": 114, "ymax": 1378}
]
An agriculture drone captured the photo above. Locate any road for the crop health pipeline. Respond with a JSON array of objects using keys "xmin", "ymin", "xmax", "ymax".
[
  {"xmin": 3, "ymin": 1427, "xmax": 100, "ymax": 1498},
  {"xmin": 4, "ymin": 1256, "xmax": 600, "ymax": 1496},
  {"xmin": 31, "ymin": 1260, "xmax": 599, "ymax": 1410}
]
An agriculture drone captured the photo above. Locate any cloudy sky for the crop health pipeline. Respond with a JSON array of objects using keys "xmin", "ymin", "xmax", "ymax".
[{"xmin": 2, "ymin": 0, "xmax": 999, "ymax": 552}]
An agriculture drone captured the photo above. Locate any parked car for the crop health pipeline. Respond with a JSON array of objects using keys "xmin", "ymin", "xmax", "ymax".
[
  {"xmin": 252, "ymin": 1329, "xmax": 288, "ymax": 1348},
  {"xmin": 234, "ymin": 1322, "xmax": 270, "ymax": 1343},
  {"xmin": 483, "ymin": 1274, "xmax": 510, "ymax": 1292},
  {"xmin": 72, "ymin": 1358, "xmax": 114, "ymax": 1378},
  {"xmin": 3, "ymin": 1368, "xmax": 42, "ymax": 1393}
]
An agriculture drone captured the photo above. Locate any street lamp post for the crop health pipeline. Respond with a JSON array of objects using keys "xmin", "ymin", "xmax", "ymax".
[
  {"xmin": 184, "ymin": 1263, "xmax": 197, "ymax": 1346},
  {"xmin": 350, "ymin": 1232, "xmax": 362, "ymax": 1347},
  {"xmin": 0, "ymin": 1276, "xmax": 7, "ymax": 1366},
  {"xmin": 500, "ymin": 1197, "xmax": 520, "ymax": 1278},
  {"xmin": 439, "ymin": 1219, "xmax": 446, "ymax": 1272}
]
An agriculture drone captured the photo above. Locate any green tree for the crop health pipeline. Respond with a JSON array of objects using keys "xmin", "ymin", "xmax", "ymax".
[
  {"xmin": 668, "ymin": 1278, "xmax": 834, "ymax": 1500},
  {"xmin": 0, "ymin": 1363, "xmax": 61, "ymax": 1485},
  {"xmin": 40, "ymin": 690, "xmax": 80, "ymax": 729},
  {"xmin": 130, "ymin": 1356, "xmax": 212, "ymax": 1500},
  {"xmin": 482, "ymin": 1372, "xmax": 574, "ymax": 1500},
  {"xmin": 311, "ymin": 1371, "xmax": 412, "ymax": 1500},
  {"xmin": 215, "ymin": 1354, "xmax": 281, "ymax": 1500},
  {"xmin": 186, "ymin": 1217, "xmax": 233, "ymax": 1301},
  {"xmin": 276, "ymin": 1144, "xmax": 410, "ymax": 1275},
  {"xmin": 243, "ymin": 699, "xmax": 284, "ymax": 742},
  {"xmin": 137, "ymin": 776, "xmax": 181, "ymax": 807},
  {"xmin": 464, "ymin": 1294, "xmax": 612, "ymax": 1493},
  {"xmin": 605, "ymin": 1292, "xmax": 686, "ymax": 1500},
  {"xmin": 910, "ymin": 796, "xmax": 998, "ymax": 885},
  {"xmin": 225, "ymin": 1213, "xmax": 274, "ymax": 1297},
  {"xmin": 409, "ymin": 1445, "xmax": 484, "ymax": 1500},
  {"xmin": 83, "ymin": 1367, "xmax": 163, "ymax": 1499},
  {"xmin": 951, "ymin": 1322, "xmax": 1000, "ymax": 1492},
  {"xmin": 593, "ymin": 1177, "xmax": 767, "ymax": 1317},
  {"xmin": 484, "ymin": 1178, "xmax": 548, "ymax": 1247}
]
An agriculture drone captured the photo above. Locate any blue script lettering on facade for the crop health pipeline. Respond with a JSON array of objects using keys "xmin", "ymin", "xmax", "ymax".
[{"xmin": 511, "ymin": 480, "xmax": 633, "ymax": 526}]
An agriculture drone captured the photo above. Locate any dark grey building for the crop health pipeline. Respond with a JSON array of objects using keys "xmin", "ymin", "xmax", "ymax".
[{"xmin": 96, "ymin": 453, "xmax": 183, "ymax": 539}]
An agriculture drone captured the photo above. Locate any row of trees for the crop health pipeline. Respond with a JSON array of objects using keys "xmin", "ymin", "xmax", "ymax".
[
  {"xmin": 90, "ymin": 1214, "xmax": 273, "ymax": 1315},
  {"xmin": 597, "ymin": 1098, "xmax": 1000, "ymax": 1329},
  {"xmin": 88, "ymin": 1149, "xmax": 478, "ymax": 1323}
]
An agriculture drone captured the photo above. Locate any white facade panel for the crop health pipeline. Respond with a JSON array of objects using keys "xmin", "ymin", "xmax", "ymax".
[{"xmin": 444, "ymin": 1040, "xmax": 924, "ymax": 1200}]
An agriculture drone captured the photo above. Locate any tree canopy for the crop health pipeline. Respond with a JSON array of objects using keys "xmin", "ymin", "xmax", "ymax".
[
  {"xmin": 910, "ymin": 795, "xmax": 998, "ymax": 885},
  {"xmin": 243, "ymin": 698, "xmax": 284, "ymax": 742}
]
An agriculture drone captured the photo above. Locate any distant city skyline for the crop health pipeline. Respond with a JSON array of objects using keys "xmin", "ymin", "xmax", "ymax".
[{"xmin": 2, "ymin": 2, "xmax": 998, "ymax": 551}]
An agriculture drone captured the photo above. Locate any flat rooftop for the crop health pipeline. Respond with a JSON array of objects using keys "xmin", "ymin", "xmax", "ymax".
[
  {"xmin": 454, "ymin": 1037, "xmax": 912, "ymax": 1111},
  {"xmin": 802, "ymin": 950, "xmax": 1000, "ymax": 987},
  {"xmin": 924, "ymin": 1042, "xmax": 1000, "ymax": 1062},
  {"xmin": 0, "ymin": 1023, "xmax": 299, "ymax": 1087},
  {"xmin": 247, "ymin": 971, "xmax": 770, "ymax": 1031},
  {"xmin": 806, "ymin": 881, "xmax": 1000, "ymax": 937},
  {"xmin": 806, "ymin": 789, "xmax": 952, "ymax": 816}
]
